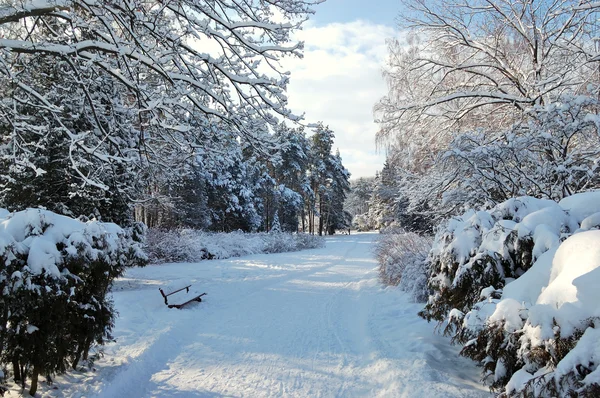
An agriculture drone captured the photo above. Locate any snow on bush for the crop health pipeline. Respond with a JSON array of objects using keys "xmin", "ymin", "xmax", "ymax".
[
  {"xmin": 145, "ymin": 229, "xmax": 324, "ymax": 264},
  {"xmin": 419, "ymin": 191, "xmax": 600, "ymax": 396},
  {"xmin": 0, "ymin": 208, "xmax": 146, "ymax": 396},
  {"xmin": 375, "ymin": 231, "xmax": 432, "ymax": 302}
]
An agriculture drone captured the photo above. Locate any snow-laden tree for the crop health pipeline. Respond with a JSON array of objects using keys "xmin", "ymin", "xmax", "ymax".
[
  {"xmin": 346, "ymin": 178, "xmax": 374, "ymax": 218},
  {"xmin": 273, "ymin": 123, "xmax": 312, "ymax": 232},
  {"xmin": 306, "ymin": 124, "xmax": 351, "ymax": 235},
  {"xmin": 376, "ymin": 0, "xmax": 600, "ymax": 152},
  {"xmin": 0, "ymin": 54, "xmax": 136, "ymax": 224},
  {"xmin": 345, "ymin": 177, "xmax": 376, "ymax": 231},
  {"xmin": 443, "ymin": 94, "xmax": 600, "ymax": 204},
  {"xmin": 270, "ymin": 212, "xmax": 282, "ymax": 233},
  {"xmin": 322, "ymin": 150, "xmax": 351, "ymax": 234},
  {"xmin": 132, "ymin": 119, "xmax": 351, "ymax": 234},
  {"xmin": 0, "ymin": 0, "xmax": 320, "ymax": 219},
  {"xmin": 367, "ymin": 161, "xmax": 400, "ymax": 230}
]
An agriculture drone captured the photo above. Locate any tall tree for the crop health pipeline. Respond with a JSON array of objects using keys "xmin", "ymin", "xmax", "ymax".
[
  {"xmin": 273, "ymin": 123, "xmax": 311, "ymax": 232},
  {"xmin": 322, "ymin": 150, "xmax": 351, "ymax": 235},
  {"xmin": 307, "ymin": 124, "xmax": 351, "ymax": 235}
]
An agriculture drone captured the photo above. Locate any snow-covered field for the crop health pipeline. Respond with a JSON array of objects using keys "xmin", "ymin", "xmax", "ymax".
[{"xmin": 41, "ymin": 233, "xmax": 489, "ymax": 397}]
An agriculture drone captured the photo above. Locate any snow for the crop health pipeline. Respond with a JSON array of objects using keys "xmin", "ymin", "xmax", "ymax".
[
  {"xmin": 501, "ymin": 248, "xmax": 556, "ymax": 305},
  {"xmin": 515, "ymin": 204, "xmax": 573, "ymax": 239},
  {"xmin": 485, "ymin": 230, "xmax": 600, "ymax": 338},
  {"xmin": 36, "ymin": 233, "xmax": 489, "ymax": 398},
  {"xmin": 559, "ymin": 191, "xmax": 600, "ymax": 223},
  {"xmin": 493, "ymin": 196, "xmax": 559, "ymax": 223},
  {"xmin": 541, "ymin": 230, "xmax": 600, "ymax": 304},
  {"xmin": 488, "ymin": 298, "xmax": 525, "ymax": 333},
  {"xmin": 505, "ymin": 367, "xmax": 542, "ymax": 395},
  {"xmin": 555, "ymin": 326, "xmax": 600, "ymax": 386},
  {"xmin": 580, "ymin": 212, "xmax": 600, "ymax": 230},
  {"xmin": 518, "ymin": 230, "xmax": 600, "ymax": 341},
  {"xmin": 26, "ymin": 236, "xmax": 62, "ymax": 277}
]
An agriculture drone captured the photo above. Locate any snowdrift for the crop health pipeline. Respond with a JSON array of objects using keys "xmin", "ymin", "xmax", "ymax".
[{"xmin": 420, "ymin": 192, "xmax": 600, "ymax": 396}]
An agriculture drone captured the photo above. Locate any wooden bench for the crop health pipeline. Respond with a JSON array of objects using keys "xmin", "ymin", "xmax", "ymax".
[{"xmin": 159, "ymin": 285, "xmax": 207, "ymax": 309}]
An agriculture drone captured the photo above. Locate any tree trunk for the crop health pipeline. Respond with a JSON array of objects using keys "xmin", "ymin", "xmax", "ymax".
[
  {"xmin": 20, "ymin": 364, "xmax": 26, "ymax": 388},
  {"xmin": 12, "ymin": 358, "xmax": 21, "ymax": 381},
  {"xmin": 318, "ymin": 197, "xmax": 324, "ymax": 236},
  {"xmin": 29, "ymin": 365, "xmax": 39, "ymax": 396},
  {"xmin": 82, "ymin": 336, "xmax": 92, "ymax": 361},
  {"xmin": 72, "ymin": 346, "xmax": 83, "ymax": 370}
]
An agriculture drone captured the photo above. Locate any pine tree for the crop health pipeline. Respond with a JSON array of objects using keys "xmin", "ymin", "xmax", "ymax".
[
  {"xmin": 322, "ymin": 150, "xmax": 351, "ymax": 234},
  {"xmin": 273, "ymin": 124, "xmax": 311, "ymax": 232}
]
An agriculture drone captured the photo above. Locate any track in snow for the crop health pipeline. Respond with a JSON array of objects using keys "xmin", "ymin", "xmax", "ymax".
[{"xmin": 48, "ymin": 233, "xmax": 490, "ymax": 398}]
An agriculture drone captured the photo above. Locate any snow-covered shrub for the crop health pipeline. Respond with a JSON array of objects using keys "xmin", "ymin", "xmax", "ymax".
[
  {"xmin": 145, "ymin": 229, "xmax": 324, "ymax": 264},
  {"xmin": 262, "ymin": 232, "xmax": 324, "ymax": 254},
  {"xmin": 0, "ymin": 209, "xmax": 146, "ymax": 395},
  {"xmin": 466, "ymin": 230, "xmax": 600, "ymax": 397},
  {"xmin": 375, "ymin": 231, "xmax": 432, "ymax": 302},
  {"xmin": 420, "ymin": 192, "xmax": 600, "ymax": 396}
]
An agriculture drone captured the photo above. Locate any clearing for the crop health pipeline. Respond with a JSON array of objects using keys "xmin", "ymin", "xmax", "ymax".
[{"xmin": 47, "ymin": 233, "xmax": 490, "ymax": 397}]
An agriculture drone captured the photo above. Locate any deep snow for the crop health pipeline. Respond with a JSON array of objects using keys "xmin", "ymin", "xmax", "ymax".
[{"xmin": 40, "ymin": 233, "xmax": 489, "ymax": 397}]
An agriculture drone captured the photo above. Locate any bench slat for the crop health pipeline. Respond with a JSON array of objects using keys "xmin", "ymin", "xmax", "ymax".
[{"xmin": 167, "ymin": 293, "xmax": 207, "ymax": 309}]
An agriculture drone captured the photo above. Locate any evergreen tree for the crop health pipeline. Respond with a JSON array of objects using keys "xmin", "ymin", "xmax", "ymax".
[
  {"xmin": 323, "ymin": 150, "xmax": 351, "ymax": 235},
  {"xmin": 307, "ymin": 124, "xmax": 351, "ymax": 235},
  {"xmin": 270, "ymin": 212, "xmax": 282, "ymax": 233},
  {"xmin": 273, "ymin": 124, "xmax": 312, "ymax": 232}
]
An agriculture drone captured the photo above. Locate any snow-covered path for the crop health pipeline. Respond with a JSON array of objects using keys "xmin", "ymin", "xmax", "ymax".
[{"xmin": 56, "ymin": 233, "xmax": 490, "ymax": 397}]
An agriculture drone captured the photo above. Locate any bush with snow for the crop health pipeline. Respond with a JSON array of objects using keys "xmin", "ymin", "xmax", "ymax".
[
  {"xmin": 420, "ymin": 191, "xmax": 600, "ymax": 396},
  {"xmin": 0, "ymin": 209, "xmax": 146, "ymax": 396},
  {"xmin": 145, "ymin": 229, "xmax": 324, "ymax": 264},
  {"xmin": 375, "ymin": 231, "xmax": 432, "ymax": 302}
]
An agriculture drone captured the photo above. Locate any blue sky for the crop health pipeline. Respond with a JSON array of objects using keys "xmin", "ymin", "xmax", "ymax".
[
  {"xmin": 283, "ymin": 1, "xmax": 402, "ymax": 178},
  {"xmin": 312, "ymin": 0, "xmax": 402, "ymax": 26}
]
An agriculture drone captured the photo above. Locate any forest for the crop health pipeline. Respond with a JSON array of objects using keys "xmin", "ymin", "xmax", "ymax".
[{"xmin": 1, "ymin": 0, "xmax": 600, "ymax": 397}]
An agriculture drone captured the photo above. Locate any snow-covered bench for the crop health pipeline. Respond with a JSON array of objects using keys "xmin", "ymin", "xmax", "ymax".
[{"xmin": 159, "ymin": 284, "xmax": 206, "ymax": 309}]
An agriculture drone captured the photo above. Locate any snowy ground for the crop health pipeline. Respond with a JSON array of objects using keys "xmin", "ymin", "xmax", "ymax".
[{"xmin": 39, "ymin": 233, "xmax": 489, "ymax": 397}]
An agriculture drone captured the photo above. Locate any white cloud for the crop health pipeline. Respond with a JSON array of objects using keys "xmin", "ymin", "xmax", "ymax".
[{"xmin": 282, "ymin": 20, "xmax": 395, "ymax": 179}]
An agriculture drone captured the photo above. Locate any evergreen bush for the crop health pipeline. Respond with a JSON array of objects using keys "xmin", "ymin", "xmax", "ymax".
[{"xmin": 0, "ymin": 209, "xmax": 146, "ymax": 395}]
